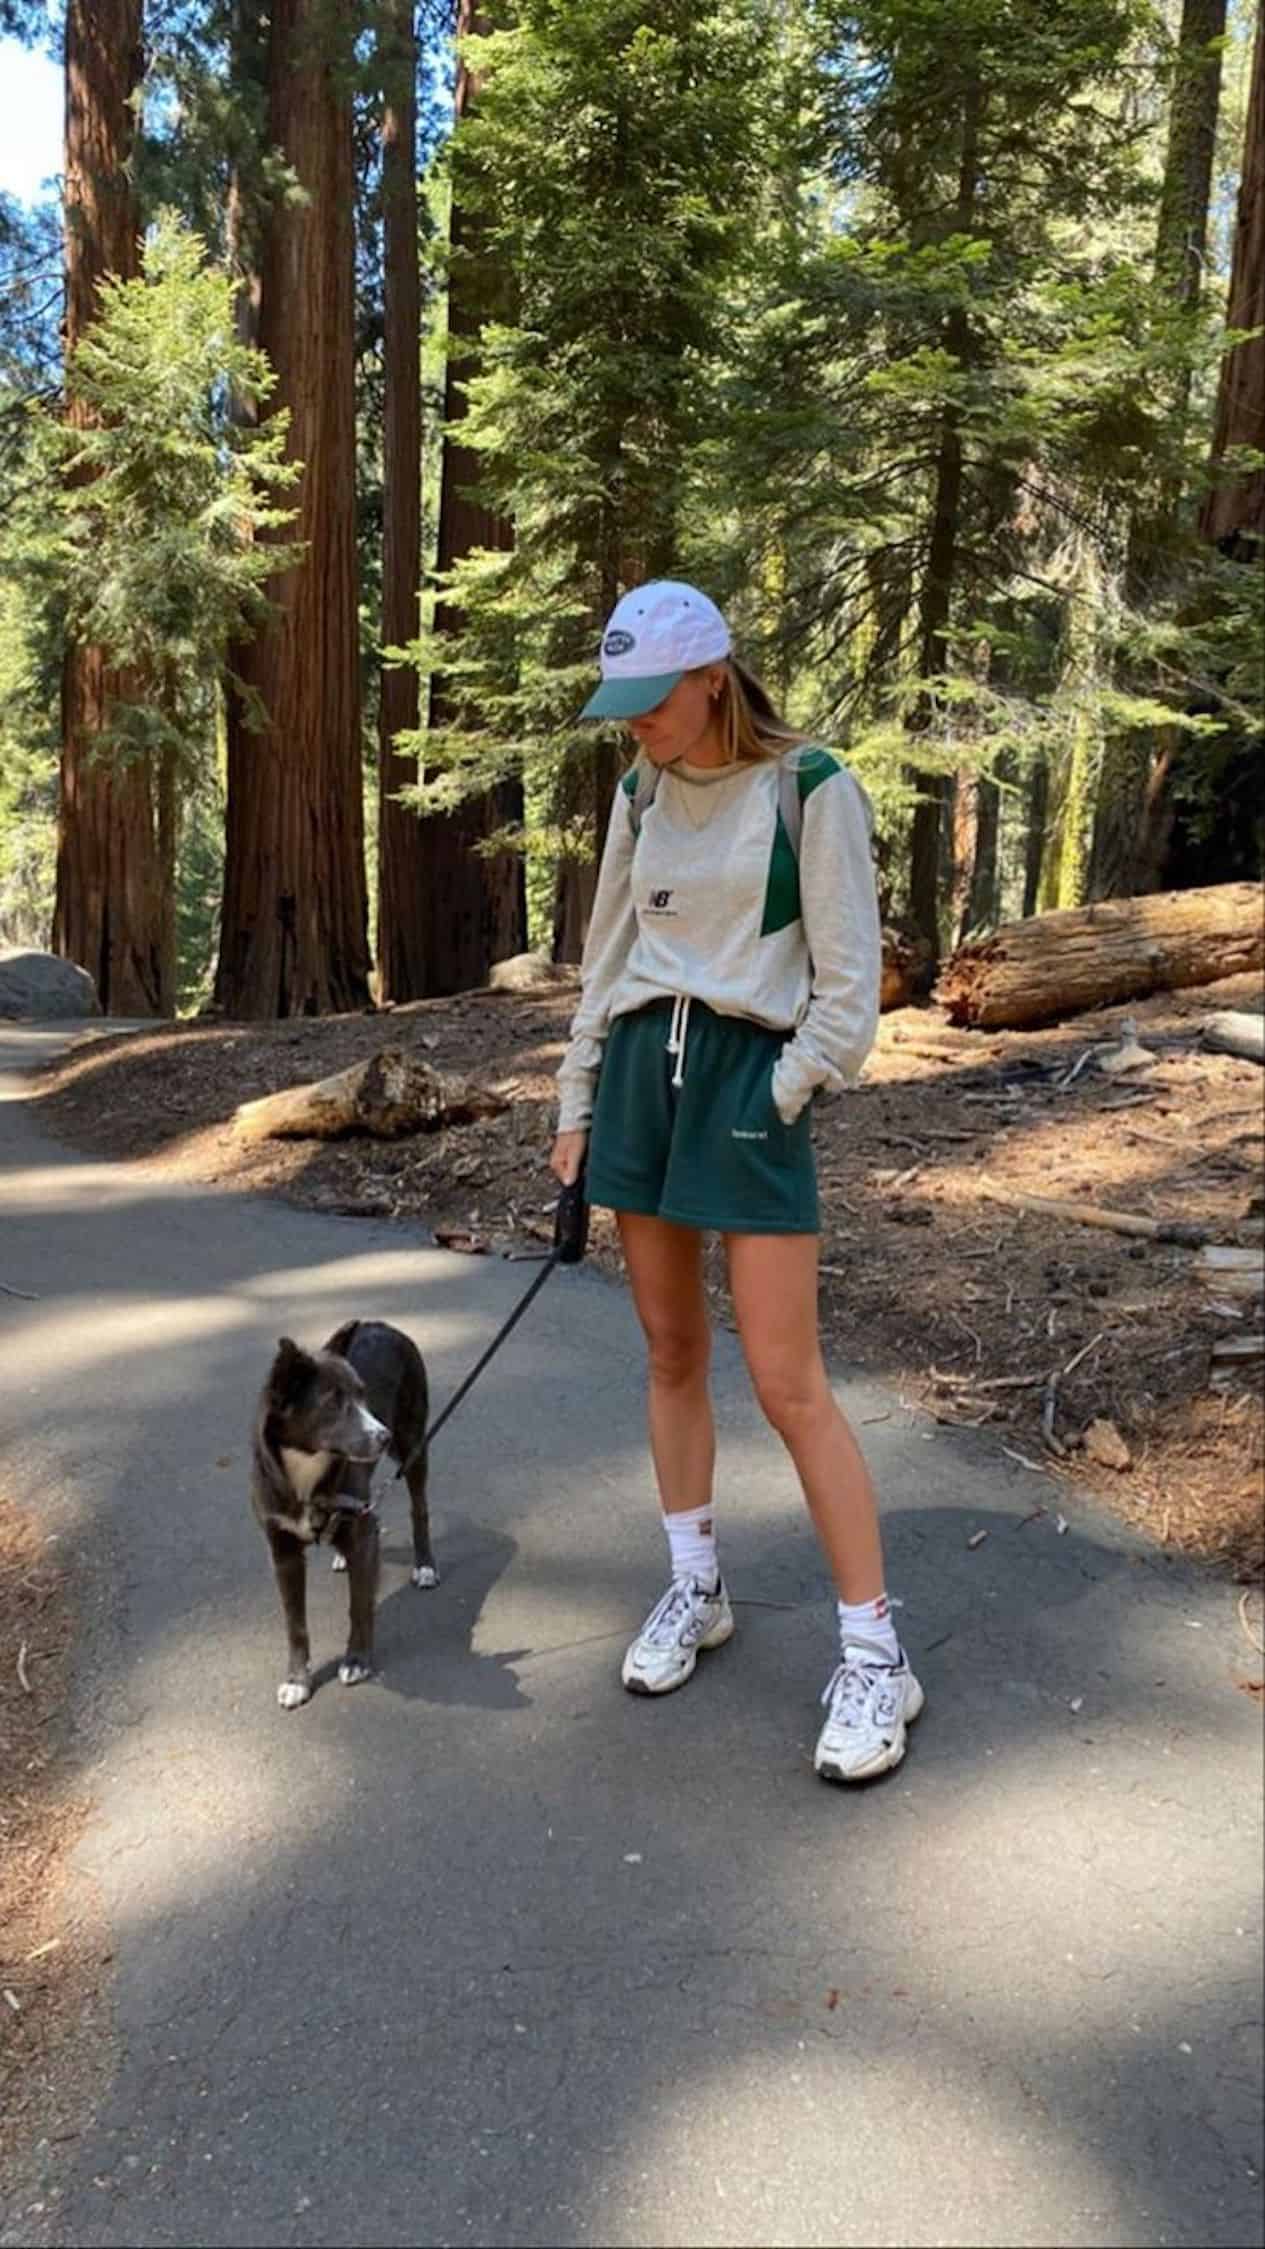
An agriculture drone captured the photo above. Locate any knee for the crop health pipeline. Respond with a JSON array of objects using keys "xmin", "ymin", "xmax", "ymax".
[
  {"xmin": 646, "ymin": 1325, "xmax": 710, "ymax": 1393},
  {"xmin": 750, "ymin": 1361, "xmax": 829, "ymax": 1441}
]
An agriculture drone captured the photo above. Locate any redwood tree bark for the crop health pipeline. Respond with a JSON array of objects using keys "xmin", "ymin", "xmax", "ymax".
[
  {"xmin": 1200, "ymin": 4, "xmax": 1264, "ymax": 547},
  {"xmin": 215, "ymin": 0, "xmax": 370, "ymax": 1017},
  {"xmin": 374, "ymin": 0, "xmax": 430, "ymax": 1001},
  {"xmin": 418, "ymin": 0, "xmax": 525, "ymax": 995},
  {"xmin": 52, "ymin": 0, "xmax": 168, "ymax": 1015}
]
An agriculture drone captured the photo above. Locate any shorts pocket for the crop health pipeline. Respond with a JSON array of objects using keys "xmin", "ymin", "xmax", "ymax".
[{"xmin": 732, "ymin": 1046, "xmax": 790, "ymax": 1153}]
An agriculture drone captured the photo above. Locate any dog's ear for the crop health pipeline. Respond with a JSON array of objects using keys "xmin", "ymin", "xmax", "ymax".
[{"xmin": 268, "ymin": 1336, "xmax": 314, "ymax": 1409}]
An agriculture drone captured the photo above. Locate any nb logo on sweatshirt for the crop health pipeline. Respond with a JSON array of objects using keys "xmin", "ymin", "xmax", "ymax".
[{"xmin": 646, "ymin": 889, "xmax": 675, "ymax": 914}]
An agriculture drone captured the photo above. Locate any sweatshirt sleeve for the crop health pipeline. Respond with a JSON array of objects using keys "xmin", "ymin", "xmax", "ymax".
[
  {"xmin": 769, "ymin": 761, "xmax": 881, "ymax": 1125},
  {"xmin": 555, "ymin": 780, "xmax": 638, "ymax": 1132}
]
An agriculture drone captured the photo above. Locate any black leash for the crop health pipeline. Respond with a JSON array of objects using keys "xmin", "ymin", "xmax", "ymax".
[{"xmin": 394, "ymin": 1165, "xmax": 588, "ymax": 1483}]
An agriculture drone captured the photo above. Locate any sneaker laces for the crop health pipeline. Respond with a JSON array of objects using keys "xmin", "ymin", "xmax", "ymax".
[
  {"xmin": 821, "ymin": 1647, "xmax": 901, "ymax": 1728},
  {"xmin": 641, "ymin": 1575, "xmax": 712, "ymax": 1647}
]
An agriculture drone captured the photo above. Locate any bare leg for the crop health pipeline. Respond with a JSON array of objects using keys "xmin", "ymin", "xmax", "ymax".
[
  {"xmin": 726, "ymin": 1232, "xmax": 884, "ymax": 1603},
  {"xmin": 617, "ymin": 1214, "xmax": 714, "ymax": 1514}
]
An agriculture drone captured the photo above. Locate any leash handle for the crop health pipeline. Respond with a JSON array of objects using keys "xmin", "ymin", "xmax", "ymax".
[
  {"xmin": 553, "ymin": 1155, "xmax": 589, "ymax": 1265},
  {"xmin": 394, "ymin": 1160, "xmax": 589, "ymax": 1481}
]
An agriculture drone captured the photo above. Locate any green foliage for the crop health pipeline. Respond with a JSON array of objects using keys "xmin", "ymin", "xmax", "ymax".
[
  {"xmin": 397, "ymin": 0, "xmax": 773, "ymax": 871},
  {"xmin": 0, "ymin": 575, "xmax": 58, "ymax": 946},
  {"xmin": 10, "ymin": 210, "xmax": 302, "ymax": 773}
]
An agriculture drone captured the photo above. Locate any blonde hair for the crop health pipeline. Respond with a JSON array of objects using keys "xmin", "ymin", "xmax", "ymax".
[{"xmin": 711, "ymin": 660, "xmax": 814, "ymax": 767}]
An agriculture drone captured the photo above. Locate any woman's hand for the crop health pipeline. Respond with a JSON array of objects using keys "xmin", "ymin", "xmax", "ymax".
[{"xmin": 550, "ymin": 1129, "xmax": 588, "ymax": 1186}]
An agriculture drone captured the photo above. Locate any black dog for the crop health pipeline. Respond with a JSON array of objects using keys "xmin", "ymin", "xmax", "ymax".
[{"xmin": 251, "ymin": 1320, "xmax": 434, "ymax": 1709}]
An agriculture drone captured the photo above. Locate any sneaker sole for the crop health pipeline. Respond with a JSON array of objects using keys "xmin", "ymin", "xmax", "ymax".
[
  {"xmin": 815, "ymin": 1677, "xmax": 926, "ymax": 1784},
  {"xmin": 622, "ymin": 1611, "xmax": 735, "ymax": 1696}
]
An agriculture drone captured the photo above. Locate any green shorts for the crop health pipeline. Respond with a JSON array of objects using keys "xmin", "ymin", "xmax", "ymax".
[{"xmin": 587, "ymin": 998, "xmax": 819, "ymax": 1235}]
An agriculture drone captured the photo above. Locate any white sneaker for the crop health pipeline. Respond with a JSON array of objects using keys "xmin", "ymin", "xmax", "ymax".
[
  {"xmin": 621, "ymin": 1575, "xmax": 734, "ymax": 1696},
  {"xmin": 814, "ymin": 1641, "xmax": 925, "ymax": 1783}
]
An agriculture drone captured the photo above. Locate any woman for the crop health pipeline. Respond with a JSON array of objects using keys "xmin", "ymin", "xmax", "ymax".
[{"xmin": 550, "ymin": 579, "xmax": 923, "ymax": 1784}]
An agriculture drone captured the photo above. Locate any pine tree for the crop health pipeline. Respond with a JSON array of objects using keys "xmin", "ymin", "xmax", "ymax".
[
  {"xmin": 10, "ymin": 216, "xmax": 302, "ymax": 1001},
  {"xmin": 772, "ymin": 0, "xmax": 1152, "ymax": 950},
  {"xmin": 1087, "ymin": 0, "xmax": 1229, "ymax": 898},
  {"xmin": 398, "ymin": 0, "xmax": 767, "ymax": 955}
]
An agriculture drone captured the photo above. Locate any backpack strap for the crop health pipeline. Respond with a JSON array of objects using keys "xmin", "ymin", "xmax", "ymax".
[
  {"xmin": 625, "ymin": 758, "xmax": 661, "ymax": 838},
  {"xmin": 777, "ymin": 758, "xmax": 803, "ymax": 859},
  {"xmin": 781, "ymin": 749, "xmax": 875, "ymax": 854},
  {"xmin": 628, "ymin": 747, "xmax": 872, "ymax": 856}
]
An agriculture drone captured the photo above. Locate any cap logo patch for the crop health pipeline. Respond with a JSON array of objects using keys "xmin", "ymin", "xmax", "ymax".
[{"xmin": 603, "ymin": 629, "xmax": 636, "ymax": 657}]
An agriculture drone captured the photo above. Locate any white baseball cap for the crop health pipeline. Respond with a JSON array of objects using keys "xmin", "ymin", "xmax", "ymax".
[{"xmin": 580, "ymin": 580, "xmax": 732, "ymax": 720}]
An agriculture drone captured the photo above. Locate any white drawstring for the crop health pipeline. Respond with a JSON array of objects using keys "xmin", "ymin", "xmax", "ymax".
[{"xmin": 666, "ymin": 993, "xmax": 692, "ymax": 1089}]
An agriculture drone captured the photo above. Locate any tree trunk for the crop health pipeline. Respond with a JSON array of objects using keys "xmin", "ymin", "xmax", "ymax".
[
  {"xmin": 220, "ymin": 0, "xmax": 264, "ymax": 1011},
  {"xmin": 552, "ymin": 530, "xmax": 622, "ymax": 960},
  {"xmin": 949, "ymin": 767, "xmax": 979, "ymax": 946},
  {"xmin": 419, "ymin": 0, "xmax": 526, "ymax": 995},
  {"xmin": 374, "ymin": 0, "xmax": 429, "ymax": 1003},
  {"xmin": 52, "ymin": 0, "xmax": 169, "ymax": 1017},
  {"xmin": 1156, "ymin": 0, "xmax": 1230, "ymax": 318},
  {"xmin": 551, "ymin": 736, "xmax": 622, "ymax": 963},
  {"xmin": 936, "ymin": 880, "xmax": 1263, "ymax": 1029},
  {"xmin": 903, "ymin": 80, "xmax": 982, "ymax": 959},
  {"xmin": 1089, "ymin": 0, "xmax": 1227, "ymax": 900},
  {"xmin": 1022, "ymin": 755, "xmax": 1048, "ymax": 919},
  {"xmin": 1200, "ymin": 3, "xmax": 1265, "ymax": 547},
  {"xmin": 967, "ymin": 770, "xmax": 1000, "ymax": 932},
  {"xmin": 215, "ymin": 0, "xmax": 370, "ymax": 1018}
]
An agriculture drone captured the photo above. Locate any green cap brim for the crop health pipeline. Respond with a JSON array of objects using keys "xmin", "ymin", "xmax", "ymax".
[{"xmin": 579, "ymin": 670, "xmax": 683, "ymax": 720}]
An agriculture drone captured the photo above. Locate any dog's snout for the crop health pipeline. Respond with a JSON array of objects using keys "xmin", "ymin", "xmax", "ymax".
[{"xmin": 360, "ymin": 1407, "xmax": 390, "ymax": 1454}]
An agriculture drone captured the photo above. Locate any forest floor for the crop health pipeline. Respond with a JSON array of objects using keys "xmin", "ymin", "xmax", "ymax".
[{"xmin": 30, "ymin": 967, "xmax": 1265, "ymax": 1585}]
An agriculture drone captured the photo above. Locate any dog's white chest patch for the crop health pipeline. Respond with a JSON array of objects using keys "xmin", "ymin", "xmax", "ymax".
[{"xmin": 280, "ymin": 1447, "xmax": 334, "ymax": 1518}]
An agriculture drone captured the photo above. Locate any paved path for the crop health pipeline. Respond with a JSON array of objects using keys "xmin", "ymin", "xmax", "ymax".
[{"xmin": 0, "ymin": 1023, "xmax": 1260, "ymax": 2249}]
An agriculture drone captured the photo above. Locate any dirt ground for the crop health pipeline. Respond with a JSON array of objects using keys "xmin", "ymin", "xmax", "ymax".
[
  {"xmin": 0, "ymin": 1492, "xmax": 112, "ymax": 2215},
  {"xmin": 27, "ymin": 969, "xmax": 1265, "ymax": 1583}
]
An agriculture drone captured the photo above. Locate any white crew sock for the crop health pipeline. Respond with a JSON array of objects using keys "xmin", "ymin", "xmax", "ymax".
[
  {"xmin": 663, "ymin": 1502, "xmax": 719, "ymax": 1592},
  {"xmin": 837, "ymin": 1592, "xmax": 900, "ymax": 1665}
]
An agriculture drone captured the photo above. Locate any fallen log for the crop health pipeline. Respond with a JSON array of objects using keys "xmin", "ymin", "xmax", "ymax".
[
  {"xmin": 235, "ymin": 1047, "xmax": 509, "ymax": 1143},
  {"xmin": 935, "ymin": 882, "xmax": 1264, "ymax": 1030},
  {"xmin": 978, "ymin": 1174, "xmax": 1209, "ymax": 1246},
  {"xmin": 1200, "ymin": 1009, "xmax": 1265, "ymax": 1064}
]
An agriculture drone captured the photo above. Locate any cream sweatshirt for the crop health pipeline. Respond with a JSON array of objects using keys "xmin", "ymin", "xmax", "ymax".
[{"xmin": 555, "ymin": 748, "xmax": 881, "ymax": 1133}]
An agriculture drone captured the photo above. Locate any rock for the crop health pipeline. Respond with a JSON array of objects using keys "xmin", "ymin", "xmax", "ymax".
[
  {"xmin": 0, "ymin": 948, "xmax": 101, "ymax": 1021},
  {"xmin": 485, "ymin": 950, "xmax": 579, "ymax": 993},
  {"xmin": 1094, "ymin": 1020, "xmax": 1156, "ymax": 1077},
  {"xmin": 1083, "ymin": 1417, "xmax": 1132, "ymax": 1471}
]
